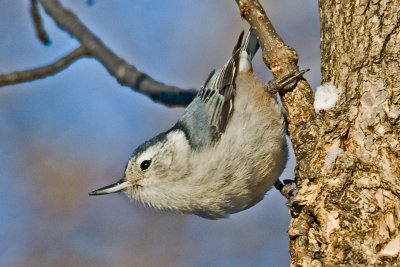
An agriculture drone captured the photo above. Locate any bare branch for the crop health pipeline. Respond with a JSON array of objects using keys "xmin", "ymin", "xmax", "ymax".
[
  {"xmin": 37, "ymin": 0, "xmax": 196, "ymax": 107},
  {"xmin": 235, "ymin": 0, "xmax": 318, "ymax": 180},
  {"xmin": 30, "ymin": 0, "xmax": 50, "ymax": 45},
  {"xmin": 0, "ymin": 46, "xmax": 88, "ymax": 86}
]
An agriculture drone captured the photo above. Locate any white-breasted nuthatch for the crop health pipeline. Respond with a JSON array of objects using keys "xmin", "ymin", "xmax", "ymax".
[{"xmin": 90, "ymin": 29, "xmax": 305, "ymax": 219}]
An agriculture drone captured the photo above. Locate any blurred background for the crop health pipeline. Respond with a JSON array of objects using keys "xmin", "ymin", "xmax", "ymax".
[{"xmin": 0, "ymin": 1, "xmax": 320, "ymax": 266}]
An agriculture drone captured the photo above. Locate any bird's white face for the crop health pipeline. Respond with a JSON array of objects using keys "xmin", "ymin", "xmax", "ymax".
[{"xmin": 121, "ymin": 130, "xmax": 192, "ymax": 205}]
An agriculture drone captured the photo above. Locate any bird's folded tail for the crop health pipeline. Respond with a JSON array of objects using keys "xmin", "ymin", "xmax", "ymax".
[
  {"xmin": 234, "ymin": 28, "xmax": 259, "ymax": 62},
  {"xmin": 236, "ymin": 28, "xmax": 259, "ymax": 73},
  {"xmin": 202, "ymin": 28, "xmax": 259, "ymax": 92},
  {"xmin": 196, "ymin": 29, "xmax": 259, "ymax": 135}
]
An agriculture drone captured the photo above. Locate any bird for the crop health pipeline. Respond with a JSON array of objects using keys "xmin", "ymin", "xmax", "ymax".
[{"xmin": 89, "ymin": 29, "xmax": 305, "ymax": 219}]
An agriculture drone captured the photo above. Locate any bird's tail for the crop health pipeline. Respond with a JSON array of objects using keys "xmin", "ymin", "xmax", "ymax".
[
  {"xmin": 233, "ymin": 28, "xmax": 259, "ymax": 62},
  {"xmin": 234, "ymin": 28, "xmax": 259, "ymax": 73},
  {"xmin": 202, "ymin": 28, "xmax": 259, "ymax": 90},
  {"xmin": 198, "ymin": 29, "xmax": 259, "ymax": 134}
]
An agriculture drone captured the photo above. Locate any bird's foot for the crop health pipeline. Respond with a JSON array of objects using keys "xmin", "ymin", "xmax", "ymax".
[
  {"xmin": 265, "ymin": 69, "xmax": 309, "ymax": 94},
  {"xmin": 274, "ymin": 179, "xmax": 297, "ymax": 200}
]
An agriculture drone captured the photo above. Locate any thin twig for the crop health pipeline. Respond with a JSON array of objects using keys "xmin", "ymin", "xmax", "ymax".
[
  {"xmin": 30, "ymin": 0, "xmax": 50, "ymax": 45},
  {"xmin": 0, "ymin": 46, "xmax": 88, "ymax": 86},
  {"xmin": 37, "ymin": 0, "xmax": 196, "ymax": 107}
]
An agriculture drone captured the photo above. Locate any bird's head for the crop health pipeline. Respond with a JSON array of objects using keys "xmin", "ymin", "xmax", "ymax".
[{"xmin": 89, "ymin": 129, "xmax": 192, "ymax": 208}]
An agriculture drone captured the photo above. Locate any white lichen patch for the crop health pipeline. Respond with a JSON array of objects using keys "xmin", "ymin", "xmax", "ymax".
[
  {"xmin": 314, "ymin": 83, "xmax": 339, "ymax": 112},
  {"xmin": 326, "ymin": 210, "xmax": 340, "ymax": 238},
  {"xmin": 325, "ymin": 147, "xmax": 344, "ymax": 164},
  {"xmin": 380, "ymin": 235, "xmax": 400, "ymax": 257}
]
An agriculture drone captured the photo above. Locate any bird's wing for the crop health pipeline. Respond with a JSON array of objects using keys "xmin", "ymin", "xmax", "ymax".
[
  {"xmin": 177, "ymin": 29, "xmax": 259, "ymax": 149},
  {"xmin": 199, "ymin": 29, "xmax": 259, "ymax": 136},
  {"xmin": 198, "ymin": 56, "xmax": 238, "ymax": 136}
]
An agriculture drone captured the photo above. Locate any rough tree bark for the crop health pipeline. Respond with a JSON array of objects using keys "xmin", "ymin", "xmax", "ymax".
[
  {"xmin": 2, "ymin": 1, "xmax": 399, "ymax": 265},
  {"xmin": 290, "ymin": 1, "xmax": 399, "ymax": 266},
  {"xmin": 237, "ymin": 0, "xmax": 399, "ymax": 266}
]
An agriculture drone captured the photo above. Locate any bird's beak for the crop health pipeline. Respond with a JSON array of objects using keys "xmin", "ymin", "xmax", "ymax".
[{"xmin": 89, "ymin": 179, "xmax": 131, "ymax": 196}]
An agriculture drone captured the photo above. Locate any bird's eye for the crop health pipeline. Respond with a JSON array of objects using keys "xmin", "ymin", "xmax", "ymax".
[{"xmin": 140, "ymin": 160, "xmax": 151, "ymax": 170}]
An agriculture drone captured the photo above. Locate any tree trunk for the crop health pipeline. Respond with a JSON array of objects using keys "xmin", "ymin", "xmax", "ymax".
[{"xmin": 289, "ymin": 0, "xmax": 400, "ymax": 266}]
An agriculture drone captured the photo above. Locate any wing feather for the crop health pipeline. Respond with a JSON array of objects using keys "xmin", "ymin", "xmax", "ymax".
[
  {"xmin": 196, "ymin": 31, "xmax": 246, "ymax": 136},
  {"xmin": 178, "ymin": 29, "xmax": 259, "ymax": 148}
]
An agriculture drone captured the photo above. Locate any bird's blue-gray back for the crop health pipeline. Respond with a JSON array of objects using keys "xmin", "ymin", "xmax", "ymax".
[
  {"xmin": 176, "ymin": 97, "xmax": 215, "ymax": 149},
  {"xmin": 175, "ymin": 29, "xmax": 259, "ymax": 151}
]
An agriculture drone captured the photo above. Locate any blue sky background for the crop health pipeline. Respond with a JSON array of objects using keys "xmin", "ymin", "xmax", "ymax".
[{"xmin": 0, "ymin": 1, "xmax": 320, "ymax": 266}]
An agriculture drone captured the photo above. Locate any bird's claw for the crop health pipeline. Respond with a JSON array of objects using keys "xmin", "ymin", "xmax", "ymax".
[
  {"xmin": 265, "ymin": 69, "xmax": 309, "ymax": 94},
  {"xmin": 274, "ymin": 179, "xmax": 297, "ymax": 200}
]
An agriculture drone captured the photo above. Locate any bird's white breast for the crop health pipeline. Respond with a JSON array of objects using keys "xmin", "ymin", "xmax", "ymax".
[{"xmin": 184, "ymin": 71, "xmax": 288, "ymax": 217}]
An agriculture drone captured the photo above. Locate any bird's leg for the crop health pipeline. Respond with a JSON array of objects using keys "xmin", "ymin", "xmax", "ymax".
[
  {"xmin": 265, "ymin": 69, "xmax": 309, "ymax": 95},
  {"xmin": 274, "ymin": 179, "xmax": 304, "ymax": 215},
  {"xmin": 274, "ymin": 179, "xmax": 297, "ymax": 200}
]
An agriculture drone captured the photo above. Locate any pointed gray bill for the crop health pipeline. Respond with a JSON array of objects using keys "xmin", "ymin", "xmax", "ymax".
[{"xmin": 89, "ymin": 179, "xmax": 130, "ymax": 195}]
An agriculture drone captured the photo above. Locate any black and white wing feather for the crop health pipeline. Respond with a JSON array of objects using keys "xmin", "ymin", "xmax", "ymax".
[
  {"xmin": 198, "ymin": 53, "xmax": 238, "ymax": 135},
  {"xmin": 198, "ymin": 29, "xmax": 259, "ymax": 136},
  {"xmin": 177, "ymin": 29, "xmax": 259, "ymax": 149}
]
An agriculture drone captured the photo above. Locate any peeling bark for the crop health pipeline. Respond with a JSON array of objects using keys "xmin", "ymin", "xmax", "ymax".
[{"xmin": 289, "ymin": 0, "xmax": 400, "ymax": 265}]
